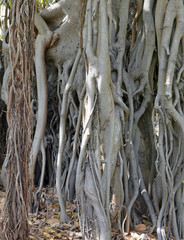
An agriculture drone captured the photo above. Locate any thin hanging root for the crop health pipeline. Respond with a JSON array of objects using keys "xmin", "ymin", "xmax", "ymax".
[
  {"xmin": 39, "ymin": 140, "xmax": 46, "ymax": 193},
  {"xmin": 1, "ymin": 65, "xmax": 10, "ymax": 105},
  {"xmin": 131, "ymin": 0, "xmax": 143, "ymax": 49},
  {"xmin": 165, "ymin": 0, "xmax": 184, "ymax": 98},
  {"xmin": 110, "ymin": 82, "xmax": 129, "ymax": 119},
  {"xmin": 56, "ymin": 49, "xmax": 81, "ymax": 222},
  {"xmin": 84, "ymin": 160, "xmax": 111, "ymax": 240},
  {"xmin": 65, "ymin": 86, "xmax": 85, "ymax": 197},
  {"xmin": 116, "ymin": 0, "xmax": 130, "ymax": 94},
  {"xmin": 137, "ymin": 166, "xmax": 156, "ymax": 225},
  {"xmin": 155, "ymin": 0, "xmax": 168, "ymax": 60},
  {"xmin": 107, "ymin": 0, "xmax": 112, "ymax": 45},
  {"xmin": 32, "ymin": 140, "xmax": 46, "ymax": 213},
  {"xmin": 123, "ymin": 70, "xmax": 140, "ymax": 233}
]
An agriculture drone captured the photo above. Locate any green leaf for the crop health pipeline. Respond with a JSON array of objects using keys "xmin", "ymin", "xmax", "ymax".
[{"xmin": 0, "ymin": 0, "xmax": 4, "ymax": 7}]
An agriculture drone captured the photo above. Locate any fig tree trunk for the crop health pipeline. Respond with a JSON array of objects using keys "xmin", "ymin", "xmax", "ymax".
[{"xmin": 1, "ymin": 0, "xmax": 35, "ymax": 239}]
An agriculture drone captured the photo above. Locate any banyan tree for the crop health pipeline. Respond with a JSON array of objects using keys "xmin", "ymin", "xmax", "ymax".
[{"xmin": 0, "ymin": 0, "xmax": 184, "ymax": 239}]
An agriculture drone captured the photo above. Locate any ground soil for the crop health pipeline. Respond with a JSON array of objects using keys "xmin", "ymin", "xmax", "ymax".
[{"xmin": 0, "ymin": 178, "xmax": 158, "ymax": 240}]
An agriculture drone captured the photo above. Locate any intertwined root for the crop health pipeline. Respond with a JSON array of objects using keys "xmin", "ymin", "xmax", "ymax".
[{"xmin": 32, "ymin": 0, "xmax": 184, "ymax": 239}]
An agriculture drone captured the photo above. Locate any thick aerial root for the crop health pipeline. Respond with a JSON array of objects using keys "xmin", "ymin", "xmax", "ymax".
[{"xmin": 30, "ymin": 13, "xmax": 58, "ymax": 212}]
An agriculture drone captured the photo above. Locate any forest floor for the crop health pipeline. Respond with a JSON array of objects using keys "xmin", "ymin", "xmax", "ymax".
[{"xmin": 0, "ymin": 185, "xmax": 158, "ymax": 240}]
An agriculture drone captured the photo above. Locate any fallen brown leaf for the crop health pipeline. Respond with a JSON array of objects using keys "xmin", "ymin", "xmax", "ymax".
[
  {"xmin": 135, "ymin": 223, "xmax": 147, "ymax": 231},
  {"xmin": 74, "ymin": 221, "xmax": 80, "ymax": 228},
  {"xmin": 46, "ymin": 218, "xmax": 60, "ymax": 227}
]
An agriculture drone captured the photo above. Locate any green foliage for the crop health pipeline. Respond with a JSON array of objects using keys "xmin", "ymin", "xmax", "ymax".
[
  {"xmin": 0, "ymin": 0, "xmax": 11, "ymax": 7},
  {"xmin": 36, "ymin": 0, "xmax": 55, "ymax": 11},
  {"xmin": 0, "ymin": 0, "xmax": 55, "ymax": 11}
]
